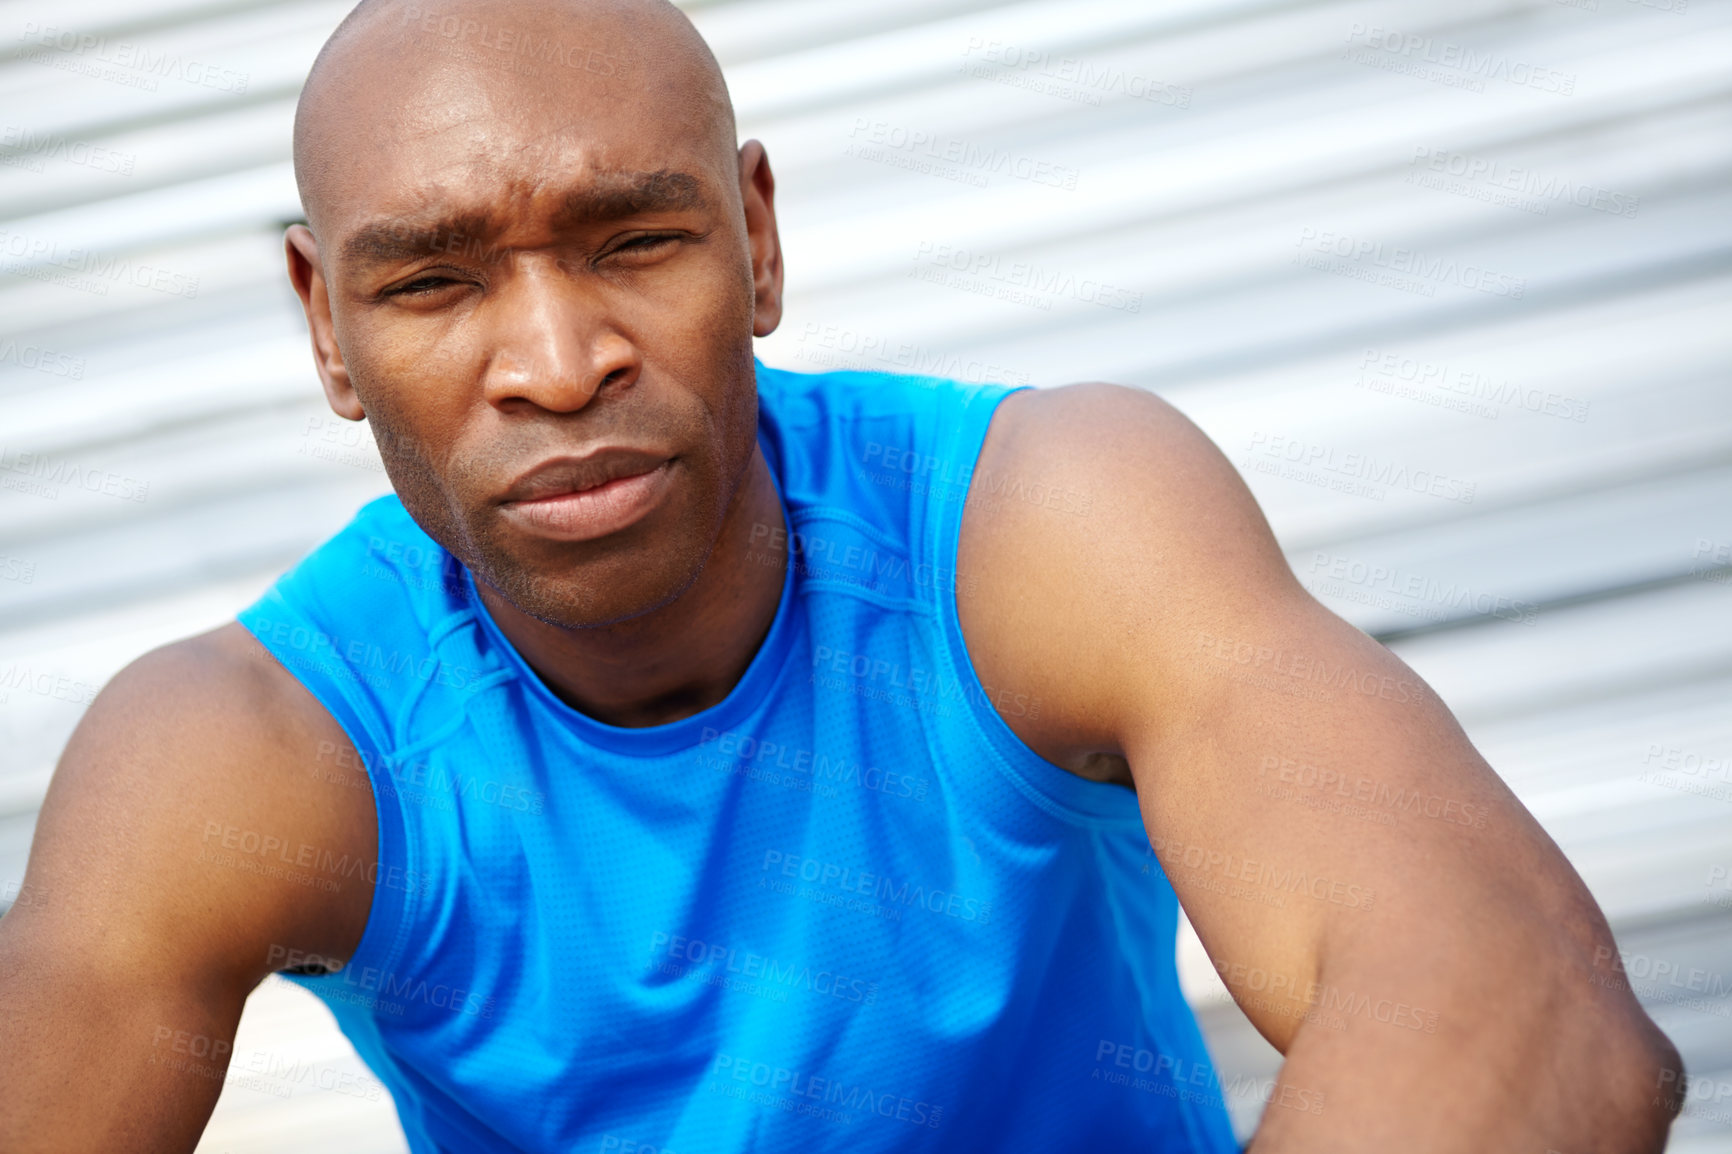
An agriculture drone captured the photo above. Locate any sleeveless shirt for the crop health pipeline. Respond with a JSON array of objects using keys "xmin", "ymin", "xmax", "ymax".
[{"xmin": 237, "ymin": 361, "xmax": 1241, "ymax": 1153}]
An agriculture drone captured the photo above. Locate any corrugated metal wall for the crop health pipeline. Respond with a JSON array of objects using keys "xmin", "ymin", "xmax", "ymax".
[{"xmin": 2, "ymin": 0, "xmax": 1728, "ymax": 1149}]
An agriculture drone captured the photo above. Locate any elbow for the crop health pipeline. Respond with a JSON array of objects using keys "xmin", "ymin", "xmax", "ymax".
[
  {"xmin": 1567, "ymin": 988, "xmax": 1685, "ymax": 1152},
  {"xmin": 1638, "ymin": 1022, "xmax": 1687, "ymax": 1130}
]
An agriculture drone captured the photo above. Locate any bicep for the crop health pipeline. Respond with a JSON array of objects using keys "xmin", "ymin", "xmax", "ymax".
[
  {"xmin": 1123, "ymin": 593, "xmax": 1567, "ymax": 1049},
  {"xmin": 1094, "ymin": 410, "xmax": 1605, "ymax": 1055},
  {"xmin": 962, "ymin": 383, "xmax": 1612, "ymax": 1052},
  {"xmin": 0, "ymin": 924, "xmax": 246, "ymax": 1153}
]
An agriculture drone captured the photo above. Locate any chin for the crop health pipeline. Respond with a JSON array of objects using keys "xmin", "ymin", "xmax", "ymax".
[{"xmin": 479, "ymin": 543, "xmax": 706, "ymax": 631}]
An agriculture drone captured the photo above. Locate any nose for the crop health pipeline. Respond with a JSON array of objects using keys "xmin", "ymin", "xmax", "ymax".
[{"xmin": 479, "ymin": 254, "xmax": 640, "ymax": 412}]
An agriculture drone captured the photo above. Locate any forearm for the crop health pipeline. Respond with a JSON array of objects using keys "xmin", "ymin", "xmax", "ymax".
[{"xmin": 1240, "ymin": 917, "xmax": 1682, "ymax": 1153}]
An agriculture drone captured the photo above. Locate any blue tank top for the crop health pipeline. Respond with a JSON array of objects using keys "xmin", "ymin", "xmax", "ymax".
[{"xmin": 238, "ymin": 362, "xmax": 1240, "ymax": 1154}]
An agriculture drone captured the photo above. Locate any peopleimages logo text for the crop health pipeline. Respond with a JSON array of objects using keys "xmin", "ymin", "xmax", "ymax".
[
  {"xmin": 1342, "ymin": 23, "xmax": 1576, "ymax": 95},
  {"xmin": 699, "ymin": 727, "xmax": 930, "ymax": 801},
  {"xmin": 0, "ymin": 227, "xmax": 200, "ymax": 298},
  {"xmin": 712, "ymin": 1053, "xmax": 943, "ymax": 1128},
  {"xmin": 1408, "ymin": 147, "xmax": 1639, "ymax": 218},
  {"xmin": 250, "ymin": 616, "xmax": 480, "ymax": 691},
  {"xmin": 17, "ymin": 21, "xmax": 249, "ymax": 93},
  {"xmin": 1294, "ymin": 228, "xmax": 1525, "ymax": 299},
  {"xmin": 1244, "ymin": 431, "xmax": 1476, "ymax": 504},
  {"xmin": 761, "ymin": 851, "xmax": 992, "ymax": 924},
  {"xmin": 912, "ymin": 242, "xmax": 1142, "ymax": 313}
]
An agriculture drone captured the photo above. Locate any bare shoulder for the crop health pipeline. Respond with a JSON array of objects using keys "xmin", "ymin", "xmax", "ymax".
[
  {"xmin": 956, "ymin": 383, "xmax": 1306, "ymax": 774},
  {"xmin": 9, "ymin": 620, "xmax": 377, "ymax": 983},
  {"xmin": 969, "ymin": 382, "xmax": 1286, "ymax": 572}
]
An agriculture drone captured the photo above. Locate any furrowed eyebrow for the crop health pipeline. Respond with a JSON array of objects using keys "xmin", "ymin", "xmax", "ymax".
[
  {"xmin": 337, "ymin": 170, "xmax": 708, "ymax": 268},
  {"xmin": 555, "ymin": 169, "xmax": 709, "ymax": 226},
  {"xmin": 340, "ymin": 212, "xmax": 503, "ymax": 267}
]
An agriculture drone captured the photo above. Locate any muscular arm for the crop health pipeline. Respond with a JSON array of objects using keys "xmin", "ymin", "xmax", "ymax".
[
  {"xmin": 958, "ymin": 384, "xmax": 1682, "ymax": 1152},
  {"xmin": 0, "ymin": 624, "xmax": 376, "ymax": 1153}
]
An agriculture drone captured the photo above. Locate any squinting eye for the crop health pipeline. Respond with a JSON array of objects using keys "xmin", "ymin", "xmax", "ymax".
[
  {"xmin": 392, "ymin": 276, "xmax": 455, "ymax": 295},
  {"xmin": 614, "ymin": 234, "xmax": 679, "ymax": 255}
]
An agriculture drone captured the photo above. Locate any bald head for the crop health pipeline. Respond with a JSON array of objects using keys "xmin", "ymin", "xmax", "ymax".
[{"xmin": 293, "ymin": 0, "xmax": 736, "ymax": 237}]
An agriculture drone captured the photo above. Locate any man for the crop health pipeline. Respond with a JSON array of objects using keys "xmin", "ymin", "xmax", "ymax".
[{"xmin": 0, "ymin": 0, "xmax": 1684, "ymax": 1150}]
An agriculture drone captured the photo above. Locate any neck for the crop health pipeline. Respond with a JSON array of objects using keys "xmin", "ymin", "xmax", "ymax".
[{"xmin": 473, "ymin": 444, "xmax": 788, "ymax": 728}]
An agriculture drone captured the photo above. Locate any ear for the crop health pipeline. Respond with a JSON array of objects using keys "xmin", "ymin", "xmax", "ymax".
[
  {"xmin": 284, "ymin": 224, "xmax": 365, "ymax": 421},
  {"xmin": 737, "ymin": 140, "xmax": 784, "ymax": 338}
]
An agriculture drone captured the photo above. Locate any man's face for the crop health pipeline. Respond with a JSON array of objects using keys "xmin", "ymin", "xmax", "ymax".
[{"xmin": 292, "ymin": 20, "xmax": 778, "ymax": 629}]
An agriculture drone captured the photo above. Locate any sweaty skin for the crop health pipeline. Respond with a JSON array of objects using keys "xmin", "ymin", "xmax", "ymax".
[{"xmin": 0, "ymin": 1, "xmax": 1683, "ymax": 1151}]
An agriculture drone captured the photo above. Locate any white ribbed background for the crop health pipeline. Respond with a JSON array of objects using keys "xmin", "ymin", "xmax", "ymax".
[{"xmin": 1, "ymin": 1, "xmax": 1728, "ymax": 1149}]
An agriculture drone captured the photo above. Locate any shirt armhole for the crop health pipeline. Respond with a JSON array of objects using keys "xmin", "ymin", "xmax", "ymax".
[
  {"xmin": 237, "ymin": 594, "xmax": 416, "ymax": 985},
  {"xmin": 922, "ymin": 380, "xmax": 1147, "ymax": 828}
]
